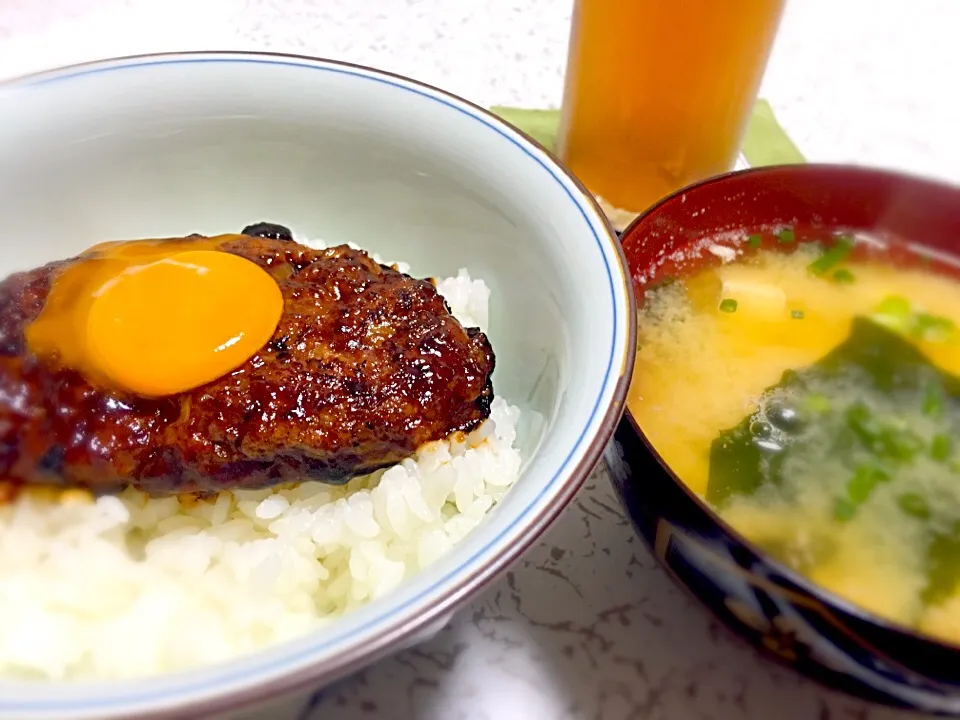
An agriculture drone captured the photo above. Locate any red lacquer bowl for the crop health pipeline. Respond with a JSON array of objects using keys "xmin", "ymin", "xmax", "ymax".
[{"xmin": 605, "ymin": 164, "xmax": 960, "ymax": 714}]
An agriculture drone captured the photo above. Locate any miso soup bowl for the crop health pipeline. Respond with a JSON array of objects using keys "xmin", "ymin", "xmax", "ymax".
[
  {"xmin": 0, "ymin": 53, "xmax": 635, "ymax": 719},
  {"xmin": 606, "ymin": 164, "xmax": 960, "ymax": 715}
]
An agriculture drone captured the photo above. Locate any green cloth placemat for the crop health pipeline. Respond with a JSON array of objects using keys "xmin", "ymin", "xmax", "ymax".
[
  {"xmin": 491, "ymin": 99, "xmax": 805, "ymax": 167},
  {"xmin": 741, "ymin": 100, "xmax": 806, "ymax": 166}
]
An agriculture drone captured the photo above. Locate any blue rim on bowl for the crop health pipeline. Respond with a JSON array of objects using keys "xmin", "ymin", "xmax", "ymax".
[{"xmin": 0, "ymin": 51, "xmax": 636, "ymax": 719}]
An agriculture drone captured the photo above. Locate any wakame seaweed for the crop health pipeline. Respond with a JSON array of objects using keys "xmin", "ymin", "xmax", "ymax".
[{"xmin": 707, "ymin": 317, "xmax": 960, "ymax": 605}]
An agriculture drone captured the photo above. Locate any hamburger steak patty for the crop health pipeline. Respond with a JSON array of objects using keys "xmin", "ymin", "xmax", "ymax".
[{"xmin": 0, "ymin": 224, "xmax": 495, "ymax": 496}]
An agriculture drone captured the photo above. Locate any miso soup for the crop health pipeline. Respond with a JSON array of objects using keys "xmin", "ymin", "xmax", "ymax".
[{"xmin": 630, "ymin": 232, "xmax": 960, "ymax": 642}]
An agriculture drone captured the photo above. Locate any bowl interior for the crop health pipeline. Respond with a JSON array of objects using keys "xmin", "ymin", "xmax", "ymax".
[
  {"xmin": 0, "ymin": 54, "xmax": 629, "ymax": 480},
  {"xmin": 0, "ymin": 54, "xmax": 632, "ymax": 717}
]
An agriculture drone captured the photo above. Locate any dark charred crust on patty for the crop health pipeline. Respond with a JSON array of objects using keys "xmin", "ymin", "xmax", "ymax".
[{"xmin": 241, "ymin": 222, "xmax": 295, "ymax": 242}]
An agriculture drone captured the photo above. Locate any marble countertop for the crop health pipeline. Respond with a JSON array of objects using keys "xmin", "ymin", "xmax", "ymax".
[{"xmin": 1, "ymin": 1, "xmax": 958, "ymax": 718}]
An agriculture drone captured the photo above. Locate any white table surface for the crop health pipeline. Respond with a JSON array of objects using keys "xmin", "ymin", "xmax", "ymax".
[{"xmin": 1, "ymin": 2, "xmax": 958, "ymax": 718}]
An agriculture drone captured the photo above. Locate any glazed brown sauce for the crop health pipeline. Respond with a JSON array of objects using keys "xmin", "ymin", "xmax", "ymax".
[{"xmin": 0, "ymin": 237, "xmax": 495, "ymax": 499}]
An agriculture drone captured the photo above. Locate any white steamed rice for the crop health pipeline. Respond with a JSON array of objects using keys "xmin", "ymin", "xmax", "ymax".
[{"xmin": 0, "ymin": 240, "xmax": 521, "ymax": 681}]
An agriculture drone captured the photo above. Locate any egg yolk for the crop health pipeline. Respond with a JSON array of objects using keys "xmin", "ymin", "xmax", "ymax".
[{"xmin": 26, "ymin": 236, "xmax": 283, "ymax": 397}]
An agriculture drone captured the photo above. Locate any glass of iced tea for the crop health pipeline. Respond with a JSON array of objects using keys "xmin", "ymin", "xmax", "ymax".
[{"xmin": 558, "ymin": 0, "xmax": 786, "ymax": 215}]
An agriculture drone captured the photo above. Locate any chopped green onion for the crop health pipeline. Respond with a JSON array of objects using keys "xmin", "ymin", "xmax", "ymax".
[
  {"xmin": 876, "ymin": 295, "xmax": 912, "ymax": 317},
  {"xmin": 871, "ymin": 296, "xmax": 914, "ymax": 333},
  {"xmin": 873, "ymin": 303, "xmax": 956, "ymax": 341},
  {"xmin": 847, "ymin": 464, "xmax": 889, "ymax": 504},
  {"xmin": 832, "ymin": 268, "xmax": 855, "ymax": 284},
  {"xmin": 719, "ymin": 298, "xmax": 738, "ymax": 313},
  {"xmin": 834, "ymin": 497, "xmax": 856, "ymax": 522},
  {"xmin": 836, "ymin": 462, "xmax": 897, "ymax": 521},
  {"xmin": 803, "ymin": 393, "xmax": 831, "ymax": 414},
  {"xmin": 808, "ymin": 236, "xmax": 855, "ymax": 275},
  {"xmin": 912, "ymin": 312, "xmax": 955, "ymax": 341},
  {"xmin": 879, "ymin": 427, "xmax": 925, "ymax": 462},
  {"xmin": 791, "ymin": 310, "xmax": 805, "ymax": 320},
  {"xmin": 932, "ymin": 434, "xmax": 953, "ymax": 462},
  {"xmin": 923, "ymin": 380, "xmax": 944, "ymax": 418},
  {"xmin": 777, "ymin": 227, "xmax": 796, "ymax": 244},
  {"xmin": 747, "ymin": 233, "xmax": 762, "ymax": 248},
  {"xmin": 846, "ymin": 403, "xmax": 883, "ymax": 446},
  {"xmin": 846, "ymin": 403, "xmax": 925, "ymax": 462},
  {"xmin": 897, "ymin": 492, "xmax": 931, "ymax": 519}
]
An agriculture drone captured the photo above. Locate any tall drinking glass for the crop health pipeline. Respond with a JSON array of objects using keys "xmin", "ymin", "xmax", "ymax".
[{"xmin": 558, "ymin": 0, "xmax": 786, "ymax": 214}]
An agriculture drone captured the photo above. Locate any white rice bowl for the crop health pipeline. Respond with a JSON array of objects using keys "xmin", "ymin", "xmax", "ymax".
[{"xmin": 0, "ymin": 238, "xmax": 521, "ymax": 681}]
